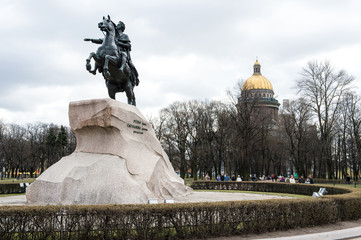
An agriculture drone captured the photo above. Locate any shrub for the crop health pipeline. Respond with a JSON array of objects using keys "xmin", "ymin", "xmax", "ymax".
[
  {"xmin": 0, "ymin": 181, "xmax": 359, "ymax": 239},
  {"xmin": 0, "ymin": 183, "xmax": 27, "ymax": 194}
]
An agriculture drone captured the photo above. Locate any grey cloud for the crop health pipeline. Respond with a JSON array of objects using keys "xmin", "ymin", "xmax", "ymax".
[{"xmin": 0, "ymin": 0, "xmax": 360, "ymax": 125}]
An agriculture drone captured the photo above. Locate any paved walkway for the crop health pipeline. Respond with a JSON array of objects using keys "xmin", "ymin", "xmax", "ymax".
[
  {"xmin": 219, "ymin": 219, "xmax": 361, "ymax": 240},
  {"xmin": 0, "ymin": 194, "xmax": 26, "ymax": 205},
  {"xmin": 174, "ymin": 191, "xmax": 293, "ymax": 203},
  {"xmin": 0, "ymin": 192, "xmax": 294, "ymax": 206},
  {"xmin": 1, "ymin": 193, "xmax": 361, "ymax": 239},
  {"xmin": 258, "ymin": 227, "xmax": 361, "ymax": 240}
]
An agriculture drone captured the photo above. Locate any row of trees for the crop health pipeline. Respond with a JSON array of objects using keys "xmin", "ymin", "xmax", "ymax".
[
  {"xmin": 0, "ymin": 60, "xmax": 359, "ymax": 181},
  {"xmin": 0, "ymin": 122, "xmax": 75, "ymax": 178},
  {"xmin": 150, "ymin": 60, "xmax": 360, "ymax": 180}
]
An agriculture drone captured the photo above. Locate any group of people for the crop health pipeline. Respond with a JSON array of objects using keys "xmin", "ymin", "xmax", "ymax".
[
  {"xmin": 272, "ymin": 174, "xmax": 314, "ymax": 184},
  {"xmin": 204, "ymin": 173, "xmax": 243, "ymax": 182},
  {"xmin": 204, "ymin": 173, "xmax": 314, "ymax": 183}
]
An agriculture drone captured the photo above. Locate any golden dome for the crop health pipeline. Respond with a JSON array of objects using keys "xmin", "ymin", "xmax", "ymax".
[
  {"xmin": 242, "ymin": 60, "xmax": 274, "ymax": 91},
  {"xmin": 242, "ymin": 75, "xmax": 274, "ymax": 91}
]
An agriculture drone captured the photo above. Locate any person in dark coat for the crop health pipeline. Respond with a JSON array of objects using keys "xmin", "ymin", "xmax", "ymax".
[{"xmin": 298, "ymin": 176, "xmax": 305, "ymax": 183}]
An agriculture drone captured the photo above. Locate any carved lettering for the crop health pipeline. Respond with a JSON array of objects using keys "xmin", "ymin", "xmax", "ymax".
[
  {"xmin": 127, "ymin": 119, "xmax": 148, "ymax": 134},
  {"xmin": 127, "ymin": 124, "xmax": 141, "ymax": 130}
]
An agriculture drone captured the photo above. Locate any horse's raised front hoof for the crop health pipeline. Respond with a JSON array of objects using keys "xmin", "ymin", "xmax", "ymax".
[
  {"xmin": 90, "ymin": 70, "xmax": 96, "ymax": 75},
  {"xmin": 86, "ymin": 62, "xmax": 91, "ymax": 71},
  {"xmin": 104, "ymin": 69, "xmax": 111, "ymax": 79}
]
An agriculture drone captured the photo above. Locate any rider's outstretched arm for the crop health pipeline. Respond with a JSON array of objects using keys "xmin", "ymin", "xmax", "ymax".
[{"xmin": 84, "ymin": 38, "xmax": 103, "ymax": 44}]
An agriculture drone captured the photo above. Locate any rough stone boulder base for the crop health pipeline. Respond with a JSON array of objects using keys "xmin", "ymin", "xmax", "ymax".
[{"xmin": 26, "ymin": 99, "xmax": 191, "ymax": 205}]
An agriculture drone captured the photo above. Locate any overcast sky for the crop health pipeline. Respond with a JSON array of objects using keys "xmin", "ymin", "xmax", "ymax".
[{"xmin": 1, "ymin": 0, "xmax": 360, "ymax": 126}]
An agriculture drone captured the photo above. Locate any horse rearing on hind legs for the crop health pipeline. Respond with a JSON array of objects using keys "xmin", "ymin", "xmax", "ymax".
[{"xmin": 85, "ymin": 16, "xmax": 137, "ymax": 106}]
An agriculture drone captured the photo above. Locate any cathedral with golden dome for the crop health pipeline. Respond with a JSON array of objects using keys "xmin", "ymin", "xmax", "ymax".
[{"xmin": 240, "ymin": 60, "xmax": 280, "ymax": 122}]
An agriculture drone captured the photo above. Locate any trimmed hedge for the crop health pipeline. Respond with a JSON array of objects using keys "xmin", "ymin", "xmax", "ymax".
[
  {"xmin": 0, "ymin": 182, "xmax": 360, "ymax": 240},
  {"xmin": 191, "ymin": 181, "xmax": 352, "ymax": 195},
  {"xmin": 313, "ymin": 178, "xmax": 359, "ymax": 185},
  {"xmin": 0, "ymin": 183, "xmax": 28, "ymax": 194}
]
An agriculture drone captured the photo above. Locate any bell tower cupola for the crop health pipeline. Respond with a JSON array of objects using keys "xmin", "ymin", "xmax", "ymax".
[{"xmin": 253, "ymin": 60, "xmax": 261, "ymax": 75}]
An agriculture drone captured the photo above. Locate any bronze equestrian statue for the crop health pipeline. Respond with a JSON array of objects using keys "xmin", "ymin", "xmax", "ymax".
[{"xmin": 84, "ymin": 16, "xmax": 139, "ymax": 106}]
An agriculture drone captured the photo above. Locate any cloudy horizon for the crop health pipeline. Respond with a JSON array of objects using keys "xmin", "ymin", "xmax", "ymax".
[{"xmin": 1, "ymin": 0, "xmax": 360, "ymax": 126}]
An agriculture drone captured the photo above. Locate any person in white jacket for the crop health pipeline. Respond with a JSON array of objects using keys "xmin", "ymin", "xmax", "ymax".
[{"xmin": 290, "ymin": 175, "xmax": 296, "ymax": 183}]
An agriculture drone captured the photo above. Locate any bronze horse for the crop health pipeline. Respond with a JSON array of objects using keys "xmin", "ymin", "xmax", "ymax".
[{"xmin": 85, "ymin": 16, "xmax": 136, "ymax": 105}]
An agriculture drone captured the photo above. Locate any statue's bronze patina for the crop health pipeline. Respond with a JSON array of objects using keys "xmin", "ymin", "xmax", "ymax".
[{"xmin": 85, "ymin": 16, "xmax": 139, "ymax": 106}]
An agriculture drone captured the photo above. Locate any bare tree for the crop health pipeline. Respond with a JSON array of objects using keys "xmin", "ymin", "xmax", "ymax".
[
  {"xmin": 153, "ymin": 100, "xmax": 232, "ymax": 180},
  {"xmin": 297, "ymin": 60, "xmax": 354, "ymax": 179},
  {"xmin": 280, "ymin": 98, "xmax": 318, "ymax": 177},
  {"xmin": 2, "ymin": 124, "xmax": 28, "ymax": 178},
  {"xmin": 348, "ymin": 95, "xmax": 361, "ymax": 180},
  {"xmin": 338, "ymin": 93, "xmax": 361, "ymax": 180},
  {"xmin": 0, "ymin": 122, "xmax": 76, "ymax": 177},
  {"xmin": 210, "ymin": 101, "xmax": 233, "ymax": 179},
  {"xmin": 148, "ymin": 114, "xmax": 167, "ymax": 141},
  {"xmin": 227, "ymin": 81, "xmax": 273, "ymax": 180},
  {"xmin": 160, "ymin": 102, "xmax": 190, "ymax": 178},
  {"xmin": 26, "ymin": 123, "xmax": 47, "ymax": 177}
]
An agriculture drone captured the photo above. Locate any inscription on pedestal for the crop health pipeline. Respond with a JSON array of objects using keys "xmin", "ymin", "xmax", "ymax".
[{"xmin": 127, "ymin": 119, "xmax": 148, "ymax": 134}]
